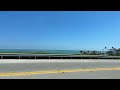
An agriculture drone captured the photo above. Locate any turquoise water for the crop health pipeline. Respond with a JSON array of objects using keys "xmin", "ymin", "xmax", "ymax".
[{"xmin": 0, "ymin": 49, "xmax": 80, "ymax": 54}]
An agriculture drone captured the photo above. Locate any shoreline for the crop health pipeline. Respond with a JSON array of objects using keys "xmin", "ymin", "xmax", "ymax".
[{"xmin": 0, "ymin": 53, "xmax": 119, "ymax": 56}]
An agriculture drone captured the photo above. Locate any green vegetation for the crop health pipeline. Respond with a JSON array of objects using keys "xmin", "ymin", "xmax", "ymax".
[
  {"xmin": 74, "ymin": 54, "xmax": 101, "ymax": 55},
  {"xmin": 107, "ymin": 54, "xmax": 120, "ymax": 56}
]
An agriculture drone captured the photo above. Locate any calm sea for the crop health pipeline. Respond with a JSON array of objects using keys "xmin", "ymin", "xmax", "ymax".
[{"xmin": 0, "ymin": 49, "xmax": 80, "ymax": 54}]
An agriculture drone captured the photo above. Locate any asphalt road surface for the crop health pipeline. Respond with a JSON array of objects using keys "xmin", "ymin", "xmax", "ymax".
[{"xmin": 0, "ymin": 59, "xmax": 120, "ymax": 79}]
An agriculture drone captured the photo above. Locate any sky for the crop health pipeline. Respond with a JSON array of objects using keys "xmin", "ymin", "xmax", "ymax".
[{"xmin": 0, "ymin": 11, "xmax": 120, "ymax": 50}]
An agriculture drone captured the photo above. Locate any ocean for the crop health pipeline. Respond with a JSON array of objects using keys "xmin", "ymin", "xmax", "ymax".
[{"xmin": 0, "ymin": 49, "xmax": 80, "ymax": 54}]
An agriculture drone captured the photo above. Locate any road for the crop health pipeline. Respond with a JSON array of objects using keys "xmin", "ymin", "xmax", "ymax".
[{"xmin": 0, "ymin": 59, "xmax": 120, "ymax": 79}]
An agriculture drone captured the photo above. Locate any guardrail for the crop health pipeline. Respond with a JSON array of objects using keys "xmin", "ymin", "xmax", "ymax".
[{"xmin": 0, "ymin": 54, "xmax": 120, "ymax": 59}]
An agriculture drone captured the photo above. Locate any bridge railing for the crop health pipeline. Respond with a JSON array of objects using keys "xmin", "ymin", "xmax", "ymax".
[{"xmin": 0, "ymin": 55, "xmax": 120, "ymax": 59}]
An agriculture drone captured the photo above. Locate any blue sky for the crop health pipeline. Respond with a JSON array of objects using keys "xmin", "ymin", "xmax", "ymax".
[{"xmin": 0, "ymin": 11, "xmax": 120, "ymax": 50}]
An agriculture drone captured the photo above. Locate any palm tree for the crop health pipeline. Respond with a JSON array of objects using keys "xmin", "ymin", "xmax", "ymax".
[
  {"xmin": 105, "ymin": 47, "xmax": 107, "ymax": 49},
  {"xmin": 104, "ymin": 47, "xmax": 107, "ymax": 55},
  {"xmin": 92, "ymin": 50, "xmax": 95, "ymax": 55},
  {"xmin": 112, "ymin": 47, "xmax": 115, "ymax": 55},
  {"xmin": 87, "ymin": 51, "xmax": 90, "ymax": 55},
  {"xmin": 105, "ymin": 47, "xmax": 107, "ymax": 51},
  {"xmin": 80, "ymin": 51, "xmax": 83, "ymax": 55}
]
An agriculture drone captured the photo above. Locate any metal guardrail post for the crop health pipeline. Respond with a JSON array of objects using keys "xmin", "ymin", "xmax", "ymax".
[
  {"xmin": 35, "ymin": 56, "xmax": 36, "ymax": 59},
  {"xmin": 1, "ymin": 56, "xmax": 2, "ymax": 59},
  {"xmin": 19, "ymin": 56, "xmax": 20, "ymax": 59}
]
